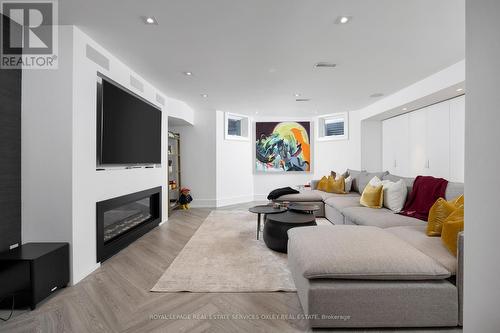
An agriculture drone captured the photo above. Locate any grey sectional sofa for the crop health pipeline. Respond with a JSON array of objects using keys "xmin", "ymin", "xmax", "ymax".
[{"xmin": 277, "ymin": 171, "xmax": 464, "ymax": 328}]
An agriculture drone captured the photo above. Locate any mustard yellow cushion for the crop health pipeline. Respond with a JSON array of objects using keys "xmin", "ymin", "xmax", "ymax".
[
  {"xmin": 441, "ymin": 205, "xmax": 464, "ymax": 256},
  {"xmin": 426, "ymin": 195, "xmax": 464, "ymax": 236},
  {"xmin": 316, "ymin": 176, "xmax": 328, "ymax": 192},
  {"xmin": 360, "ymin": 184, "xmax": 384, "ymax": 208},
  {"xmin": 327, "ymin": 175, "xmax": 345, "ymax": 194}
]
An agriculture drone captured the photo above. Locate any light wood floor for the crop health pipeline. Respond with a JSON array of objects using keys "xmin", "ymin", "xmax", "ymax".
[{"xmin": 0, "ymin": 203, "xmax": 461, "ymax": 333}]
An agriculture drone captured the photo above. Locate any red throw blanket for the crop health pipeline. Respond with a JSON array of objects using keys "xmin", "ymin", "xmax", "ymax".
[{"xmin": 399, "ymin": 176, "xmax": 448, "ymax": 221}]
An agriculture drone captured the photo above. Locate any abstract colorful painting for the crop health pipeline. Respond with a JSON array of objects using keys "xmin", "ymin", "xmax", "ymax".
[{"xmin": 255, "ymin": 121, "xmax": 311, "ymax": 172}]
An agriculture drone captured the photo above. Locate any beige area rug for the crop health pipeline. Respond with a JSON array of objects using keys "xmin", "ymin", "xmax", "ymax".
[{"xmin": 151, "ymin": 210, "xmax": 332, "ymax": 293}]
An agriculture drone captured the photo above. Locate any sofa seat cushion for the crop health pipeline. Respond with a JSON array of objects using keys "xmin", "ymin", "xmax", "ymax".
[
  {"xmin": 287, "ymin": 225, "xmax": 451, "ymax": 280},
  {"xmin": 386, "ymin": 225, "xmax": 457, "ymax": 274},
  {"xmin": 275, "ymin": 190, "xmax": 323, "ymax": 202},
  {"xmin": 342, "ymin": 207, "xmax": 427, "ymax": 228},
  {"xmin": 324, "ymin": 195, "xmax": 362, "ymax": 212}
]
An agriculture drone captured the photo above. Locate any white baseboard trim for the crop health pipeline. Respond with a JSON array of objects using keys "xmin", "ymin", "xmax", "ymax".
[
  {"xmin": 216, "ymin": 195, "xmax": 255, "ymax": 207},
  {"xmin": 190, "ymin": 198, "xmax": 217, "ymax": 208}
]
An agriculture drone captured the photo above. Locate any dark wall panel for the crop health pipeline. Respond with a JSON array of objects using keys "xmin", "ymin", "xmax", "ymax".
[{"xmin": 0, "ymin": 44, "xmax": 22, "ymax": 252}]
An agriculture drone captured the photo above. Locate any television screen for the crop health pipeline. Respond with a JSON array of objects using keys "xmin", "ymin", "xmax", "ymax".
[{"xmin": 98, "ymin": 78, "xmax": 162, "ymax": 166}]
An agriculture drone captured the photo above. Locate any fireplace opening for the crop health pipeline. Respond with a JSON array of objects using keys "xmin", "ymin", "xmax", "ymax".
[{"xmin": 97, "ymin": 187, "xmax": 162, "ymax": 262}]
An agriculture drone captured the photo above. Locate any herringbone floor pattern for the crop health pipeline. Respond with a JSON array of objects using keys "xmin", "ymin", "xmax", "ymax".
[{"xmin": 0, "ymin": 204, "xmax": 461, "ymax": 333}]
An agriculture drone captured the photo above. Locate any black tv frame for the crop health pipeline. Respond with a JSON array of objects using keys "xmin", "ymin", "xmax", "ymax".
[{"xmin": 96, "ymin": 72, "xmax": 162, "ymax": 168}]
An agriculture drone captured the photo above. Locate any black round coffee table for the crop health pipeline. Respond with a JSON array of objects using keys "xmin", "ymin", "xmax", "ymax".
[
  {"xmin": 248, "ymin": 205, "xmax": 287, "ymax": 240},
  {"xmin": 287, "ymin": 203, "xmax": 321, "ymax": 214},
  {"xmin": 263, "ymin": 211, "xmax": 316, "ymax": 253}
]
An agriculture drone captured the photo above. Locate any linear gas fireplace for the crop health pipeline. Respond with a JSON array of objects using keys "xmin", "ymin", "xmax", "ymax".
[{"xmin": 96, "ymin": 187, "xmax": 162, "ymax": 262}]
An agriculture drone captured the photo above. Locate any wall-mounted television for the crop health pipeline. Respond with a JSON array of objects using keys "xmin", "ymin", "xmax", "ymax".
[{"xmin": 97, "ymin": 75, "xmax": 162, "ymax": 167}]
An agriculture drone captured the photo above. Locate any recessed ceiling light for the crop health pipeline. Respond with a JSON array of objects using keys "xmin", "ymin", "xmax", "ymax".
[
  {"xmin": 255, "ymin": 111, "xmax": 259, "ymax": 115},
  {"xmin": 370, "ymin": 93, "xmax": 384, "ymax": 98},
  {"xmin": 201, "ymin": 93, "xmax": 208, "ymax": 98},
  {"xmin": 335, "ymin": 16, "xmax": 352, "ymax": 24},
  {"xmin": 294, "ymin": 93, "xmax": 301, "ymax": 97},
  {"xmin": 402, "ymin": 107, "xmax": 408, "ymax": 111},
  {"xmin": 183, "ymin": 71, "xmax": 193, "ymax": 76},
  {"xmin": 456, "ymin": 88, "xmax": 463, "ymax": 92},
  {"xmin": 143, "ymin": 16, "xmax": 158, "ymax": 25}
]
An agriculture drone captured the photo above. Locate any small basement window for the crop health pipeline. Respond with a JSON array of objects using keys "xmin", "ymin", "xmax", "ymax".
[
  {"xmin": 225, "ymin": 112, "xmax": 249, "ymax": 141},
  {"xmin": 317, "ymin": 112, "xmax": 349, "ymax": 141}
]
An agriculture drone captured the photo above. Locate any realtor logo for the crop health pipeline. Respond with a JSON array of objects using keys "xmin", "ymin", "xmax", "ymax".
[{"xmin": 1, "ymin": 0, "xmax": 58, "ymax": 69}]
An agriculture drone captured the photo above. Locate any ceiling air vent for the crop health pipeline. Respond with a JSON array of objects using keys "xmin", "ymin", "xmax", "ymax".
[
  {"xmin": 296, "ymin": 98, "xmax": 311, "ymax": 102},
  {"xmin": 314, "ymin": 62, "xmax": 337, "ymax": 68}
]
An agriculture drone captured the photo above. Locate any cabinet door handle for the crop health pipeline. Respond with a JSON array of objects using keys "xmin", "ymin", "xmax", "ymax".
[{"xmin": 393, "ymin": 159, "xmax": 397, "ymax": 168}]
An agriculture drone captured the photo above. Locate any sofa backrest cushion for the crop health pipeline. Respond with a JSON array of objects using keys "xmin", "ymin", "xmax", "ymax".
[
  {"xmin": 382, "ymin": 174, "xmax": 415, "ymax": 198},
  {"xmin": 357, "ymin": 171, "xmax": 389, "ymax": 194},
  {"xmin": 445, "ymin": 182, "xmax": 464, "ymax": 201},
  {"xmin": 382, "ymin": 173, "xmax": 464, "ymax": 202},
  {"xmin": 344, "ymin": 169, "xmax": 366, "ymax": 193}
]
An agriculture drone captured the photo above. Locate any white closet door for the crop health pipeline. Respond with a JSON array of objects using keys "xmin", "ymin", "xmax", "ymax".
[
  {"xmin": 408, "ymin": 108, "xmax": 428, "ymax": 176},
  {"xmin": 449, "ymin": 95, "xmax": 465, "ymax": 182},
  {"xmin": 383, "ymin": 114, "xmax": 409, "ymax": 176},
  {"xmin": 382, "ymin": 118, "xmax": 397, "ymax": 174},
  {"xmin": 426, "ymin": 101, "xmax": 451, "ymax": 179}
]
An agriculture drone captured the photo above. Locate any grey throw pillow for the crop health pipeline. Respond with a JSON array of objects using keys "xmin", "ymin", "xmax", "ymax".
[
  {"xmin": 357, "ymin": 171, "xmax": 390, "ymax": 194},
  {"xmin": 345, "ymin": 169, "xmax": 366, "ymax": 193}
]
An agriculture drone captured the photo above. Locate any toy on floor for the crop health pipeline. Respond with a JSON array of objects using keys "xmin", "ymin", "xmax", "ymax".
[{"xmin": 178, "ymin": 187, "xmax": 193, "ymax": 209}]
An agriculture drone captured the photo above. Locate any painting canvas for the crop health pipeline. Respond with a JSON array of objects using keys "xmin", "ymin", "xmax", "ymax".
[{"xmin": 255, "ymin": 121, "xmax": 311, "ymax": 172}]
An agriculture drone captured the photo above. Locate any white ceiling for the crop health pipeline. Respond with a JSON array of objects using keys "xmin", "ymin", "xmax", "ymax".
[{"xmin": 60, "ymin": 0, "xmax": 465, "ymax": 116}]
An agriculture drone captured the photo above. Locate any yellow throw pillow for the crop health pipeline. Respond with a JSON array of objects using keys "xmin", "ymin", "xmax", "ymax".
[
  {"xmin": 454, "ymin": 194, "xmax": 464, "ymax": 206},
  {"xmin": 360, "ymin": 184, "xmax": 384, "ymax": 208},
  {"xmin": 427, "ymin": 195, "xmax": 464, "ymax": 236},
  {"xmin": 317, "ymin": 176, "xmax": 329, "ymax": 192},
  {"xmin": 441, "ymin": 205, "xmax": 464, "ymax": 256},
  {"xmin": 325, "ymin": 175, "xmax": 345, "ymax": 194}
]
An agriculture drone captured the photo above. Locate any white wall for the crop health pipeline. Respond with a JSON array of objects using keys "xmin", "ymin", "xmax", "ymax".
[
  {"xmin": 464, "ymin": 0, "xmax": 500, "ymax": 331},
  {"xmin": 171, "ymin": 108, "xmax": 217, "ymax": 207},
  {"xmin": 22, "ymin": 26, "xmax": 194, "ymax": 284},
  {"xmin": 359, "ymin": 60, "xmax": 465, "ymax": 121},
  {"xmin": 253, "ymin": 111, "xmax": 362, "ymax": 200},
  {"xmin": 167, "ymin": 97, "xmax": 194, "ymax": 125},
  {"xmin": 22, "ymin": 27, "xmax": 74, "ymax": 247},
  {"xmin": 215, "ymin": 111, "xmax": 254, "ymax": 206},
  {"xmin": 361, "ymin": 121, "xmax": 382, "ymax": 172},
  {"xmin": 71, "ymin": 27, "xmax": 168, "ymax": 283}
]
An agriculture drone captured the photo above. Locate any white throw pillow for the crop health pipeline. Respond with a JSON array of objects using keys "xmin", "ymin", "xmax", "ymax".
[
  {"xmin": 368, "ymin": 177, "xmax": 407, "ymax": 213},
  {"xmin": 382, "ymin": 180, "xmax": 407, "ymax": 213},
  {"xmin": 344, "ymin": 176, "xmax": 353, "ymax": 192},
  {"xmin": 368, "ymin": 176, "xmax": 387, "ymax": 187}
]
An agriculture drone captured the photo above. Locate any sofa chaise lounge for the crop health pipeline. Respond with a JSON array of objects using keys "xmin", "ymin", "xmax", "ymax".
[{"xmin": 277, "ymin": 170, "xmax": 464, "ymax": 328}]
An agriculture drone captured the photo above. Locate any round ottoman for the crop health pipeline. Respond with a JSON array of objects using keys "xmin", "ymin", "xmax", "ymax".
[{"xmin": 263, "ymin": 211, "xmax": 316, "ymax": 253}]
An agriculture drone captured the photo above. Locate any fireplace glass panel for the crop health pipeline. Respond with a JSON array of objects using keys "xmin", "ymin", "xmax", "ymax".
[{"xmin": 103, "ymin": 198, "xmax": 152, "ymax": 243}]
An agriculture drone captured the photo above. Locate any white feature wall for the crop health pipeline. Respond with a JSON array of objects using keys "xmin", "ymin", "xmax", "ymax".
[
  {"xmin": 23, "ymin": 26, "xmax": 194, "ymax": 284},
  {"xmin": 72, "ymin": 25, "xmax": 168, "ymax": 283},
  {"xmin": 382, "ymin": 96, "xmax": 465, "ymax": 181}
]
